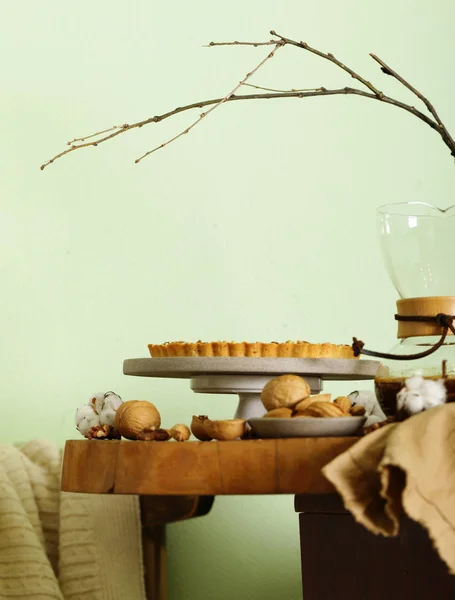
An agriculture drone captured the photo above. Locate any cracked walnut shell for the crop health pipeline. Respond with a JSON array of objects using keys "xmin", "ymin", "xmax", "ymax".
[
  {"xmin": 191, "ymin": 415, "xmax": 212, "ymax": 441},
  {"xmin": 204, "ymin": 419, "xmax": 247, "ymax": 441}
]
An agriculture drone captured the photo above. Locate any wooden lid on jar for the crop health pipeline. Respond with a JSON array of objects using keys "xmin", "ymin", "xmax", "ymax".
[{"xmin": 396, "ymin": 296, "xmax": 455, "ymax": 338}]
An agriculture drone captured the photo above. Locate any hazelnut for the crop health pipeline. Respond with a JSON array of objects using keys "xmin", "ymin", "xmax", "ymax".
[
  {"xmin": 114, "ymin": 400, "xmax": 161, "ymax": 440},
  {"xmin": 261, "ymin": 374, "xmax": 311, "ymax": 411},
  {"xmin": 204, "ymin": 419, "xmax": 247, "ymax": 441},
  {"xmin": 191, "ymin": 415, "xmax": 212, "ymax": 441},
  {"xmin": 169, "ymin": 424, "xmax": 191, "ymax": 442}
]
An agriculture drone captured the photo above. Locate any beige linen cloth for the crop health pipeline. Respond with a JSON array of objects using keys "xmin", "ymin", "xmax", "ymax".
[
  {"xmin": 323, "ymin": 403, "xmax": 455, "ymax": 575},
  {"xmin": 0, "ymin": 439, "xmax": 146, "ymax": 600}
]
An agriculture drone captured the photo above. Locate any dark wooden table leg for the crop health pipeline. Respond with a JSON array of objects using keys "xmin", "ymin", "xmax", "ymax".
[
  {"xmin": 295, "ymin": 494, "xmax": 455, "ymax": 600},
  {"xmin": 140, "ymin": 496, "xmax": 214, "ymax": 600},
  {"xmin": 142, "ymin": 525, "xmax": 166, "ymax": 600}
]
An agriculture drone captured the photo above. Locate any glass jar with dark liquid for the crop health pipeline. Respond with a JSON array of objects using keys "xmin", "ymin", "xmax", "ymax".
[
  {"xmin": 374, "ymin": 203, "xmax": 455, "ymax": 416},
  {"xmin": 374, "ymin": 335, "xmax": 455, "ymax": 416}
]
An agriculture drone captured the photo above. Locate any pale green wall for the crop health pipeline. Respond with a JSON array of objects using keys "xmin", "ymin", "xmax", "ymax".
[{"xmin": 1, "ymin": 1, "xmax": 455, "ymax": 598}]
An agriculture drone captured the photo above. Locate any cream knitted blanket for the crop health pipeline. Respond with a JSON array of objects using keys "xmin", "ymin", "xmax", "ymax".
[{"xmin": 0, "ymin": 439, "xmax": 146, "ymax": 600}]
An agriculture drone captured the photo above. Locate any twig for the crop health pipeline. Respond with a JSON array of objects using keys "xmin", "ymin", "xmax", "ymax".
[
  {"xmin": 40, "ymin": 31, "xmax": 455, "ymax": 169},
  {"xmin": 243, "ymin": 83, "xmax": 323, "ymax": 94},
  {"xmin": 134, "ymin": 42, "xmax": 283, "ymax": 163},
  {"xmin": 270, "ymin": 30, "xmax": 384, "ymax": 97},
  {"xmin": 369, "ymin": 53, "xmax": 455, "ymax": 150},
  {"xmin": 41, "ymin": 124, "xmax": 132, "ymax": 169},
  {"xmin": 41, "ymin": 127, "xmax": 129, "ymax": 170},
  {"xmin": 68, "ymin": 125, "xmax": 120, "ymax": 145},
  {"xmin": 205, "ymin": 40, "xmax": 276, "ymax": 47},
  {"xmin": 40, "ymin": 44, "xmax": 283, "ymax": 170}
]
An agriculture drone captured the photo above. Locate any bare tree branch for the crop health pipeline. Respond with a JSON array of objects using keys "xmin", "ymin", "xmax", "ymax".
[
  {"xmin": 369, "ymin": 53, "xmax": 455, "ymax": 150},
  {"xmin": 40, "ymin": 31, "xmax": 455, "ymax": 170},
  {"xmin": 270, "ymin": 30, "xmax": 384, "ymax": 97},
  {"xmin": 134, "ymin": 42, "xmax": 283, "ymax": 164}
]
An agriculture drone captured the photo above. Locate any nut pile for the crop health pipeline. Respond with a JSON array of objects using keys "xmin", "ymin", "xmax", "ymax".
[
  {"xmin": 189, "ymin": 374, "xmax": 367, "ymax": 442},
  {"xmin": 76, "ymin": 373, "xmax": 367, "ymax": 444},
  {"xmin": 76, "ymin": 394, "xmax": 190, "ymax": 442},
  {"xmin": 261, "ymin": 375, "xmax": 366, "ymax": 419}
]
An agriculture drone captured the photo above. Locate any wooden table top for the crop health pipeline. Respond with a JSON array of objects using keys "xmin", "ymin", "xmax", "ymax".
[{"xmin": 62, "ymin": 437, "xmax": 357, "ymax": 496}]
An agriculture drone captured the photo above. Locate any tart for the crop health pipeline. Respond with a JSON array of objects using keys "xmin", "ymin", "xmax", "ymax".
[{"xmin": 148, "ymin": 341, "xmax": 358, "ymax": 359}]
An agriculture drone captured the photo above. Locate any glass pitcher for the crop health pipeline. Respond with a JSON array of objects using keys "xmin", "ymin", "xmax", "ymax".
[{"xmin": 373, "ymin": 202, "xmax": 455, "ymax": 415}]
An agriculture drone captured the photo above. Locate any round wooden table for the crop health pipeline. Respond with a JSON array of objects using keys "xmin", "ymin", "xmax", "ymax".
[
  {"xmin": 61, "ymin": 437, "xmax": 355, "ymax": 495},
  {"xmin": 62, "ymin": 438, "xmax": 455, "ymax": 600}
]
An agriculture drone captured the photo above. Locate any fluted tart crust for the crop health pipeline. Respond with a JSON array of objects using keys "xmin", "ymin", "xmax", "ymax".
[{"xmin": 148, "ymin": 341, "xmax": 358, "ymax": 359}]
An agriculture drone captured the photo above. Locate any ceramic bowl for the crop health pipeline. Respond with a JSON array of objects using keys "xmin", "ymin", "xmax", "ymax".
[{"xmin": 247, "ymin": 416, "xmax": 366, "ymax": 438}]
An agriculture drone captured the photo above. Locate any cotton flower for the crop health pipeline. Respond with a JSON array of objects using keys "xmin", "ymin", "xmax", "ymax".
[
  {"xmin": 396, "ymin": 376, "xmax": 446, "ymax": 417},
  {"xmin": 75, "ymin": 405, "xmax": 100, "ymax": 436},
  {"xmin": 89, "ymin": 393, "xmax": 106, "ymax": 415},
  {"xmin": 99, "ymin": 392, "xmax": 123, "ymax": 427},
  {"xmin": 76, "ymin": 391, "xmax": 123, "ymax": 438},
  {"xmin": 87, "ymin": 391, "xmax": 123, "ymax": 425},
  {"xmin": 402, "ymin": 375, "xmax": 424, "ymax": 391},
  {"xmin": 420, "ymin": 379, "xmax": 447, "ymax": 408},
  {"xmin": 396, "ymin": 389, "xmax": 424, "ymax": 415}
]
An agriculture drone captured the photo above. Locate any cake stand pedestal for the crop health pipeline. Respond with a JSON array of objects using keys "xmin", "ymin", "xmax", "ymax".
[{"xmin": 123, "ymin": 357, "xmax": 380, "ymax": 419}]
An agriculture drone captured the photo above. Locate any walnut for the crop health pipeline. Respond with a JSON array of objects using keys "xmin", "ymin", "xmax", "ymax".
[
  {"xmin": 86, "ymin": 424, "xmax": 121, "ymax": 440},
  {"xmin": 114, "ymin": 400, "xmax": 161, "ymax": 440},
  {"xmin": 261, "ymin": 375, "xmax": 311, "ymax": 411},
  {"xmin": 136, "ymin": 428, "xmax": 170, "ymax": 441}
]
